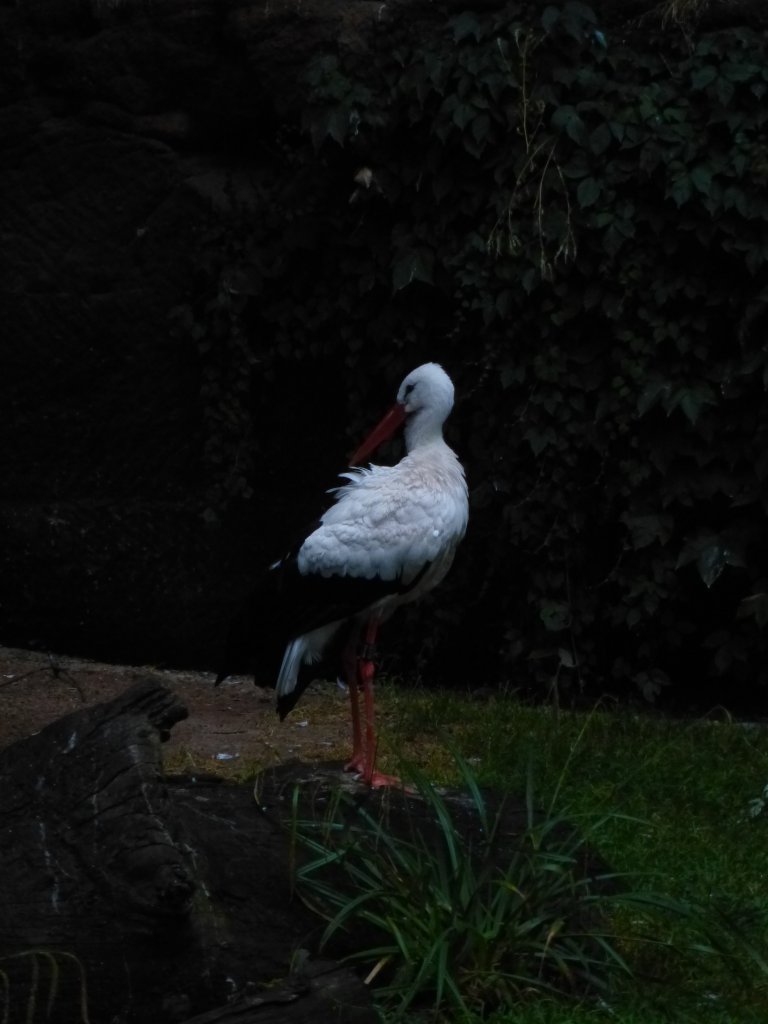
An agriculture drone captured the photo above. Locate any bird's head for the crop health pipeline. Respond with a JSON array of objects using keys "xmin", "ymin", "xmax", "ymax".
[
  {"xmin": 397, "ymin": 362, "xmax": 455, "ymax": 421},
  {"xmin": 350, "ymin": 363, "xmax": 456, "ymax": 466}
]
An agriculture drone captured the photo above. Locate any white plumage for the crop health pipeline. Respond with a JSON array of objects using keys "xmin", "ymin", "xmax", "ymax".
[
  {"xmin": 218, "ymin": 362, "xmax": 468, "ymax": 787},
  {"xmin": 299, "ymin": 450, "xmax": 466, "ymax": 582},
  {"xmin": 277, "ymin": 364, "xmax": 467, "ymax": 696}
]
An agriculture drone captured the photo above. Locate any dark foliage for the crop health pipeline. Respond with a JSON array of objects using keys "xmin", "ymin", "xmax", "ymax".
[{"xmin": 178, "ymin": 2, "xmax": 768, "ymax": 709}]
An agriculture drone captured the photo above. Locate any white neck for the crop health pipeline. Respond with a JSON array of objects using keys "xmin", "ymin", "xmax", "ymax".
[{"xmin": 404, "ymin": 408, "xmax": 447, "ymax": 453}]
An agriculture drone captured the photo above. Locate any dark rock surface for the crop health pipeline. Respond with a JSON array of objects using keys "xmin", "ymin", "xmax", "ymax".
[{"xmin": 0, "ymin": 677, "xmax": 377, "ymax": 1022}]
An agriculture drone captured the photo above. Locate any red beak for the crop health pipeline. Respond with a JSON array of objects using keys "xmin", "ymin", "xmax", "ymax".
[{"xmin": 349, "ymin": 403, "xmax": 407, "ymax": 466}]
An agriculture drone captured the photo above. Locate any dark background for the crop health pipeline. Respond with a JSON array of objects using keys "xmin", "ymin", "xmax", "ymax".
[{"xmin": 2, "ymin": 0, "xmax": 767, "ymax": 715}]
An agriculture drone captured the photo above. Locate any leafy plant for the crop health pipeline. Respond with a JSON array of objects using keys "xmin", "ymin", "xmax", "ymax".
[
  {"xmin": 188, "ymin": 1, "xmax": 768, "ymax": 707},
  {"xmin": 291, "ymin": 753, "xmax": 765, "ymax": 1018}
]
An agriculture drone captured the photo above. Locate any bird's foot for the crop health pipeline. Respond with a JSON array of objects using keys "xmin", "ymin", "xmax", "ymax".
[
  {"xmin": 344, "ymin": 751, "xmax": 366, "ymax": 775},
  {"xmin": 364, "ymin": 769, "xmax": 403, "ymax": 789},
  {"xmin": 344, "ymin": 756, "xmax": 403, "ymax": 789}
]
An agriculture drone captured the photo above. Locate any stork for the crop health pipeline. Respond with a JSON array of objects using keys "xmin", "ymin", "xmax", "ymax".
[{"xmin": 216, "ymin": 362, "xmax": 468, "ymax": 786}]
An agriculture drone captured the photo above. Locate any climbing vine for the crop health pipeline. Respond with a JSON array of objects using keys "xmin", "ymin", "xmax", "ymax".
[{"xmin": 191, "ymin": 1, "xmax": 768, "ymax": 706}]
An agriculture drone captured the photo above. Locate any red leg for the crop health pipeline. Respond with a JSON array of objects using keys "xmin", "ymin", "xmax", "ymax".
[
  {"xmin": 358, "ymin": 619, "xmax": 401, "ymax": 788},
  {"xmin": 342, "ymin": 639, "xmax": 365, "ymax": 774}
]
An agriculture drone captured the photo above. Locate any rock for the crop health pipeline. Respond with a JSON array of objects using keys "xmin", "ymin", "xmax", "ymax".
[{"xmin": 0, "ymin": 678, "xmax": 375, "ymax": 1022}]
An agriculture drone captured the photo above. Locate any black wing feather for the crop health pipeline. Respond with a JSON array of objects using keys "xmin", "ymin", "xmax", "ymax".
[
  {"xmin": 217, "ymin": 555, "xmax": 402, "ymax": 684},
  {"xmin": 216, "ymin": 549, "xmax": 431, "ymax": 688}
]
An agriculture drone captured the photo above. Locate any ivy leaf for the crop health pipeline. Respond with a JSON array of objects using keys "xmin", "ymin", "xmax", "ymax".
[
  {"xmin": 691, "ymin": 65, "xmax": 717, "ymax": 89},
  {"xmin": 668, "ymin": 171, "xmax": 692, "ymax": 207},
  {"xmin": 577, "ymin": 176, "xmax": 601, "ymax": 208},
  {"xmin": 451, "ymin": 12, "xmax": 482, "ymax": 41},
  {"xmin": 561, "ymin": 0, "xmax": 597, "ymax": 40},
  {"xmin": 603, "ymin": 221, "xmax": 627, "ymax": 258},
  {"xmin": 697, "ymin": 545, "xmax": 727, "ymax": 588},
  {"xmin": 308, "ymin": 106, "xmax": 350, "ymax": 148},
  {"xmin": 391, "ymin": 249, "xmax": 434, "ymax": 291},
  {"xmin": 551, "ymin": 105, "xmax": 586, "ymax": 145},
  {"xmin": 453, "ymin": 103, "xmax": 475, "ymax": 129},
  {"xmin": 558, "ymin": 646, "xmax": 576, "ymax": 668},
  {"xmin": 562, "ymin": 149, "xmax": 591, "ymax": 179},
  {"xmin": 715, "ymin": 77, "xmax": 735, "ymax": 106},
  {"xmin": 675, "ymin": 382, "xmax": 716, "ymax": 424},
  {"xmin": 722, "ymin": 61, "xmax": 760, "ymax": 83},
  {"xmin": 677, "ymin": 533, "xmax": 744, "ymax": 588},
  {"xmin": 723, "ymin": 184, "xmax": 747, "ymax": 213},
  {"xmin": 639, "ymin": 142, "xmax": 661, "ymax": 175},
  {"xmin": 541, "ymin": 5, "xmax": 561, "ymax": 32},
  {"xmin": 690, "ymin": 165, "xmax": 713, "ymax": 196},
  {"xmin": 524, "ymin": 425, "xmax": 555, "ymax": 455},
  {"xmin": 424, "ymin": 52, "xmax": 447, "ymax": 90},
  {"xmin": 622, "ymin": 513, "xmax": 672, "ymax": 549},
  {"xmin": 539, "ymin": 600, "xmax": 571, "ymax": 632},
  {"xmin": 637, "ymin": 378, "xmax": 672, "ymax": 417},
  {"xmin": 521, "ymin": 267, "xmax": 539, "ymax": 293},
  {"xmin": 589, "ymin": 123, "xmax": 612, "ymax": 156},
  {"xmin": 633, "ymin": 670, "xmax": 670, "ymax": 702}
]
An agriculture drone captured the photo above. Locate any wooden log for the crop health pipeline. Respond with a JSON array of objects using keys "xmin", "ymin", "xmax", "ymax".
[
  {"xmin": 0, "ymin": 679, "xmax": 375, "ymax": 1024},
  {"xmin": 0, "ymin": 680, "xmax": 194, "ymax": 943}
]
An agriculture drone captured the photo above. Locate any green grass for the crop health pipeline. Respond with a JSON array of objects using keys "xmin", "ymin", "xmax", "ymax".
[
  {"xmin": 366, "ymin": 685, "xmax": 768, "ymax": 1022},
  {"xmin": 295, "ymin": 752, "xmax": 649, "ymax": 1019}
]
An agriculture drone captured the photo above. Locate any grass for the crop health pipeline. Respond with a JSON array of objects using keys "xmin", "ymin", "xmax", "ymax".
[
  {"xmin": 166, "ymin": 678, "xmax": 768, "ymax": 1021},
  {"xmin": 295, "ymin": 753, "xmax": 642, "ymax": 1019},
  {"xmin": 362, "ymin": 684, "xmax": 768, "ymax": 1022},
  {"xmin": 380, "ymin": 688, "xmax": 768, "ymax": 896}
]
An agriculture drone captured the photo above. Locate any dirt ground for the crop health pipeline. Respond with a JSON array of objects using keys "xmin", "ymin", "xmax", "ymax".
[{"xmin": 0, "ymin": 645, "xmax": 356, "ymax": 773}]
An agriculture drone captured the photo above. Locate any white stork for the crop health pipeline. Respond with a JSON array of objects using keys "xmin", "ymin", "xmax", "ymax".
[{"xmin": 216, "ymin": 362, "xmax": 468, "ymax": 786}]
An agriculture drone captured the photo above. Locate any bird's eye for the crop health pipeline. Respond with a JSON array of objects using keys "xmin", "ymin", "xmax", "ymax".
[{"xmin": 404, "ymin": 383, "xmax": 415, "ymax": 397}]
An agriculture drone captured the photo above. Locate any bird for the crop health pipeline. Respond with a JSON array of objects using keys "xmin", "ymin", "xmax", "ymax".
[{"xmin": 216, "ymin": 362, "xmax": 468, "ymax": 787}]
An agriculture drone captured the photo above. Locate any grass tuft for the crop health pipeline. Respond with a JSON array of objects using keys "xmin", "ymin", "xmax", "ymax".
[{"xmin": 289, "ymin": 686, "xmax": 768, "ymax": 1022}]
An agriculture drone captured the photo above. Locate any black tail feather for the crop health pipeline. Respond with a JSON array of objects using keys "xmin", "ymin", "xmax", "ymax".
[{"xmin": 215, "ymin": 555, "xmax": 387, "ymax": 713}]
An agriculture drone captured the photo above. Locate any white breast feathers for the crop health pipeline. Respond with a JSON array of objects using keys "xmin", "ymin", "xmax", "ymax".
[{"xmin": 297, "ymin": 444, "xmax": 468, "ymax": 585}]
